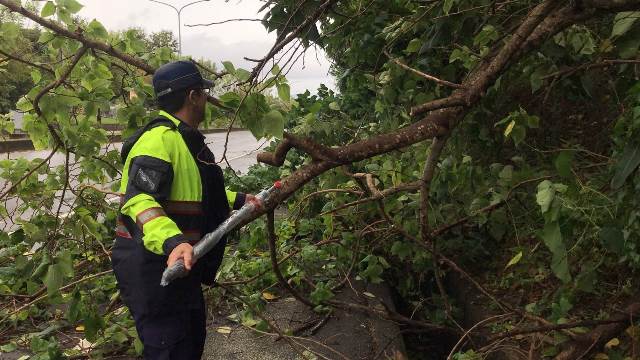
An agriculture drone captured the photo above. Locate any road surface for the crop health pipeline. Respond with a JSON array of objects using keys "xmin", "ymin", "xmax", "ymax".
[{"xmin": 0, "ymin": 130, "xmax": 266, "ymax": 231}]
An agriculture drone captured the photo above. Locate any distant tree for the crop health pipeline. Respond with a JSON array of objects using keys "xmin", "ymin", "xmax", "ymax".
[
  {"xmin": 146, "ymin": 29, "xmax": 178, "ymax": 53},
  {"xmin": 0, "ymin": 26, "xmax": 42, "ymax": 113}
]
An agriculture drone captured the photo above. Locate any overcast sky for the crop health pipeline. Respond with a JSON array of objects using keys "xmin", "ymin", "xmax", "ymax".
[{"xmin": 76, "ymin": 0, "xmax": 334, "ymax": 94}]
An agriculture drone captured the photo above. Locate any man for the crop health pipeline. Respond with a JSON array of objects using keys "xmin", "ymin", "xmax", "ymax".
[{"xmin": 111, "ymin": 60, "xmax": 258, "ymax": 359}]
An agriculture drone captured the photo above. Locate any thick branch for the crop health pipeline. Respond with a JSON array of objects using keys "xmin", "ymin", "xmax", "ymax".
[
  {"xmin": 410, "ymin": 95, "xmax": 466, "ymax": 117},
  {"xmin": 489, "ymin": 318, "xmax": 632, "ymax": 343},
  {"xmin": 463, "ymin": 0, "xmax": 560, "ymax": 105},
  {"xmin": 257, "ymin": 133, "xmax": 337, "ymax": 166},
  {"xmin": 555, "ymin": 302, "xmax": 640, "ymax": 360}
]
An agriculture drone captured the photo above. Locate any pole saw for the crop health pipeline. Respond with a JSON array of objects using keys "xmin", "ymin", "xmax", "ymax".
[{"xmin": 160, "ymin": 180, "xmax": 282, "ymax": 286}]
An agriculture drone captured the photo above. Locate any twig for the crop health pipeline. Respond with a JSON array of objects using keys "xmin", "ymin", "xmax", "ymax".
[
  {"xmin": 186, "ymin": 18, "xmax": 264, "ymax": 26},
  {"xmin": 489, "ymin": 318, "xmax": 632, "ymax": 343},
  {"xmin": 219, "ymin": 283, "xmax": 312, "ymax": 360},
  {"xmin": 447, "ymin": 313, "xmax": 513, "ymax": 360},
  {"xmin": 0, "ymin": 144, "xmax": 60, "ymax": 200},
  {"xmin": 385, "ymin": 51, "xmax": 464, "ymax": 89},
  {"xmin": 320, "ymin": 181, "xmax": 421, "ymax": 215},
  {"xmin": 2, "ymin": 270, "xmax": 113, "ymax": 321},
  {"xmin": 267, "ymin": 210, "xmax": 314, "ymax": 307},
  {"xmin": 248, "ymin": 0, "xmax": 336, "ymax": 82}
]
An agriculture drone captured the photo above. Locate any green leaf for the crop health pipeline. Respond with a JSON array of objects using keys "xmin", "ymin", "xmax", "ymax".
[
  {"xmin": 57, "ymin": 250, "xmax": 74, "ymax": 278},
  {"xmin": 611, "ymin": 12, "xmax": 640, "ymax": 38},
  {"xmin": 328, "ymin": 102, "xmax": 341, "ymax": 111},
  {"xmin": 391, "ymin": 241, "xmax": 411, "ymax": 260},
  {"xmin": 510, "ymin": 124, "xmax": 526, "ymax": 146},
  {"xmin": 38, "ymin": 31, "xmax": 55, "ymax": 44},
  {"xmin": 239, "ymin": 93, "xmax": 269, "ymax": 138},
  {"xmin": 133, "ymin": 336, "xmax": 144, "ymax": 355},
  {"xmin": 504, "ymin": 120, "xmax": 515, "ymax": 136},
  {"xmin": 222, "ymin": 61, "xmax": 235, "ymax": 74},
  {"xmin": 504, "ymin": 251, "xmax": 523, "ymax": 269},
  {"xmin": 235, "ymin": 68, "xmax": 251, "ymax": 82},
  {"xmin": 263, "ymin": 110, "xmax": 284, "ymax": 139},
  {"xmin": 43, "ymin": 264, "xmax": 64, "ymax": 296},
  {"xmin": 276, "ymin": 82, "xmax": 290, "ymax": 102},
  {"xmin": 554, "ymin": 151, "xmax": 574, "ymax": 178},
  {"xmin": 473, "ymin": 25, "xmax": 499, "ymax": 47},
  {"xmin": 309, "ymin": 283, "xmax": 334, "ymax": 304},
  {"xmin": 541, "ymin": 221, "xmax": 563, "ymax": 254},
  {"xmin": 536, "ymin": 180, "xmax": 555, "ymax": 214},
  {"xmin": 599, "ymin": 226, "xmax": 625, "ymax": 255},
  {"xmin": 526, "ymin": 115, "xmax": 540, "ymax": 129},
  {"xmin": 83, "ymin": 308, "xmax": 104, "ymax": 342},
  {"xmin": 41, "ymin": 1, "xmax": 56, "ymax": 17},
  {"xmin": 219, "ymin": 91, "xmax": 241, "ymax": 108},
  {"xmin": 443, "ymin": 0, "xmax": 456, "ymax": 15},
  {"xmin": 1, "ymin": 22, "xmax": 20, "ymax": 41},
  {"xmin": 30, "ymin": 69, "xmax": 42, "ymax": 84},
  {"xmin": 576, "ymin": 262, "xmax": 598, "ymax": 293},
  {"xmin": 530, "ymin": 70, "xmax": 543, "ymax": 93},
  {"xmin": 405, "ymin": 38, "xmax": 422, "ymax": 53},
  {"xmin": 87, "ymin": 19, "xmax": 108, "ymax": 40},
  {"xmin": 616, "ymin": 27, "xmax": 640, "ymax": 58},
  {"xmin": 57, "ymin": 0, "xmax": 83, "ymax": 13},
  {"xmin": 611, "ymin": 143, "xmax": 640, "ymax": 189},
  {"xmin": 32, "ymin": 253, "xmax": 51, "ymax": 280},
  {"xmin": 540, "ymin": 222, "xmax": 571, "ymax": 283},
  {"xmin": 0, "ymin": 343, "xmax": 17, "ymax": 352},
  {"xmin": 56, "ymin": 7, "xmax": 73, "ymax": 25},
  {"xmin": 67, "ymin": 289, "xmax": 81, "ymax": 323}
]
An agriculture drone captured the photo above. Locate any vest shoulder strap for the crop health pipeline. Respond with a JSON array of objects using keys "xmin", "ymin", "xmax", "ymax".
[{"xmin": 120, "ymin": 117, "xmax": 177, "ymax": 164}]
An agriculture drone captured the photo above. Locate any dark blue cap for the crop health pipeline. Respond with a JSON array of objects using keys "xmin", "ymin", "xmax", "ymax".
[{"xmin": 152, "ymin": 61, "xmax": 214, "ymax": 98}]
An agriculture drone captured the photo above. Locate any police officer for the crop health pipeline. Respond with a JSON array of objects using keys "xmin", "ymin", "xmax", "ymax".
[{"xmin": 111, "ymin": 60, "xmax": 258, "ymax": 359}]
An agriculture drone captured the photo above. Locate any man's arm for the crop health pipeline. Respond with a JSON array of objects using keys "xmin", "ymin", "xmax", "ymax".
[{"xmin": 225, "ymin": 189, "xmax": 246, "ymax": 210}]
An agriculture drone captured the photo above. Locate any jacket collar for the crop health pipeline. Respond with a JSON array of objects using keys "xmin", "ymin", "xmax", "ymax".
[{"xmin": 158, "ymin": 110, "xmax": 185, "ymax": 128}]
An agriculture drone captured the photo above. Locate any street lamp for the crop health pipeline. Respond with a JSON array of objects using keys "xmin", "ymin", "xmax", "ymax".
[{"xmin": 148, "ymin": 0, "xmax": 210, "ymax": 56}]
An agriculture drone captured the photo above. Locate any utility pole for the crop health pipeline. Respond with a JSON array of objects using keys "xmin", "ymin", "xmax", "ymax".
[{"xmin": 148, "ymin": 0, "xmax": 210, "ymax": 56}]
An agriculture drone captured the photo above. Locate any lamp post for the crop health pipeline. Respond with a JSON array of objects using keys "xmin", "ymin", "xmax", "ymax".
[{"xmin": 148, "ymin": 0, "xmax": 210, "ymax": 56}]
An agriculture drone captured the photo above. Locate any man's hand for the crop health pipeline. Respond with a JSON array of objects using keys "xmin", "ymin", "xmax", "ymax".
[
  {"xmin": 246, "ymin": 194, "xmax": 263, "ymax": 212},
  {"xmin": 167, "ymin": 243, "xmax": 195, "ymax": 270}
]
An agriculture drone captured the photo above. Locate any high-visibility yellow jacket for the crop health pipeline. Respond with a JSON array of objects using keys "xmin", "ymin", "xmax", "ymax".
[{"xmin": 116, "ymin": 110, "xmax": 244, "ymax": 256}]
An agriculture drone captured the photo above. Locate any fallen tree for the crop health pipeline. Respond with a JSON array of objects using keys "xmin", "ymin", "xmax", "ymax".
[{"xmin": 0, "ymin": 0, "xmax": 639, "ymax": 358}]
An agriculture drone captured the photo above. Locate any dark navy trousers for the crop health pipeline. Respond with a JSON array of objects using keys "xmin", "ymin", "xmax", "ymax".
[{"xmin": 112, "ymin": 238, "xmax": 207, "ymax": 360}]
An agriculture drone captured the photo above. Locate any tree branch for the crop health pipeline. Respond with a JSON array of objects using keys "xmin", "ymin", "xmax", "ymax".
[
  {"xmin": 267, "ymin": 210, "xmax": 314, "ymax": 307},
  {"xmin": 0, "ymin": 48, "xmax": 55, "ymax": 75},
  {"xmin": 33, "ymin": 46, "xmax": 87, "ymax": 148},
  {"xmin": 0, "ymin": 0, "xmax": 154, "ymax": 74},
  {"xmin": 248, "ymin": 0, "xmax": 337, "ymax": 81}
]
